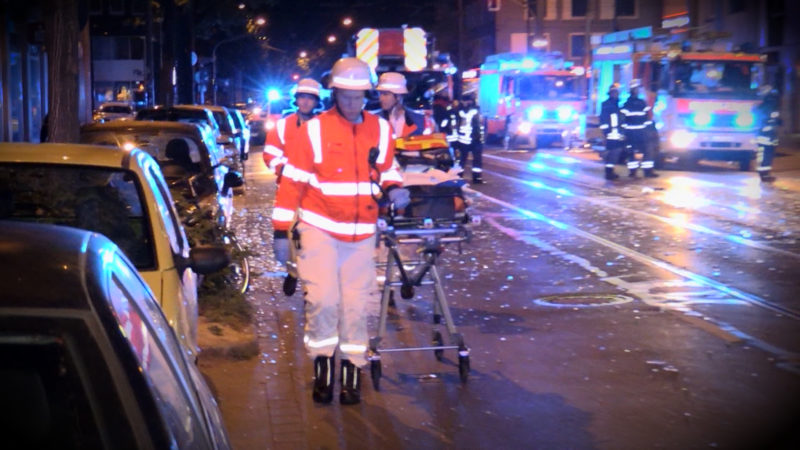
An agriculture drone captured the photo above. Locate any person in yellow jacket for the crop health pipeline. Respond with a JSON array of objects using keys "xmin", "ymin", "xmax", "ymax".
[
  {"xmin": 262, "ymin": 78, "xmax": 322, "ymax": 179},
  {"xmin": 271, "ymin": 57, "xmax": 409, "ymax": 405}
]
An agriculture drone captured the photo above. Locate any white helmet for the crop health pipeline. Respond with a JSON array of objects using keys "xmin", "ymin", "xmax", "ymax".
[
  {"xmin": 329, "ymin": 57, "xmax": 374, "ymax": 90},
  {"xmin": 376, "ymin": 72, "xmax": 408, "ymax": 94},
  {"xmin": 629, "ymin": 79, "xmax": 642, "ymax": 89},
  {"xmin": 296, "ymin": 78, "xmax": 322, "ymax": 98}
]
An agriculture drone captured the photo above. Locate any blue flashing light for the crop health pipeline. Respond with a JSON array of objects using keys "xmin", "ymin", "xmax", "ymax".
[
  {"xmin": 528, "ymin": 105, "xmax": 545, "ymax": 122},
  {"xmin": 692, "ymin": 111, "xmax": 711, "ymax": 127},
  {"xmin": 267, "ymin": 88, "xmax": 281, "ymax": 102},
  {"xmin": 521, "ymin": 58, "xmax": 537, "ymax": 69},
  {"xmin": 557, "ymin": 105, "xmax": 575, "ymax": 122},
  {"xmin": 735, "ymin": 111, "xmax": 754, "ymax": 128}
]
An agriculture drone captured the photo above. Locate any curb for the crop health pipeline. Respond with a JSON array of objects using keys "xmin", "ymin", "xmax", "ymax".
[{"xmin": 198, "ymin": 316, "xmax": 260, "ymax": 360}]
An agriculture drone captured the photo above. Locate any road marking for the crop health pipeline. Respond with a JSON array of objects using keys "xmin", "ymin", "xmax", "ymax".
[
  {"xmin": 483, "ymin": 167, "xmax": 800, "ymax": 261},
  {"xmin": 470, "ymin": 188, "xmax": 800, "ymax": 321},
  {"xmin": 476, "ymin": 190, "xmax": 800, "ymax": 367}
]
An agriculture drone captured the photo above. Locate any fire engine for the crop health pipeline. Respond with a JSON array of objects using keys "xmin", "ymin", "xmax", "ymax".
[
  {"xmin": 479, "ymin": 51, "xmax": 587, "ymax": 148},
  {"xmin": 349, "ymin": 27, "xmax": 456, "ymax": 115},
  {"xmin": 591, "ymin": 23, "xmax": 765, "ymax": 170}
]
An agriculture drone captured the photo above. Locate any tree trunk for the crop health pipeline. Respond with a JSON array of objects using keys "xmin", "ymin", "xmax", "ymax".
[{"xmin": 44, "ymin": 0, "xmax": 80, "ymax": 143}]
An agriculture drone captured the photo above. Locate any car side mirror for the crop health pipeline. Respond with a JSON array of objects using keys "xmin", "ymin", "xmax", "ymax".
[
  {"xmin": 187, "ymin": 245, "xmax": 230, "ymax": 274},
  {"xmin": 222, "ymin": 171, "xmax": 244, "ymax": 194}
]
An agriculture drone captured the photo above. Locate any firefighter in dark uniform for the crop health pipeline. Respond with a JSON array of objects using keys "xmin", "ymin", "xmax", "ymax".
[
  {"xmin": 457, "ymin": 89, "xmax": 485, "ymax": 184},
  {"xmin": 621, "ymin": 79, "xmax": 658, "ymax": 178},
  {"xmin": 441, "ymin": 98, "xmax": 461, "ymax": 161},
  {"xmin": 599, "ymin": 83, "xmax": 625, "ymax": 180},
  {"xmin": 755, "ymin": 85, "xmax": 780, "ymax": 183}
]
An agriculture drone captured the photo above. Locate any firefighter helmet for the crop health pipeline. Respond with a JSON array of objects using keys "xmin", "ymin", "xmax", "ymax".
[
  {"xmin": 629, "ymin": 79, "xmax": 642, "ymax": 89},
  {"xmin": 329, "ymin": 57, "xmax": 374, "ymax": 90},
  {"xmin": 608, "ymin": 83, "xmax": 621, "ymax": 94},
  {"xmin": 376, "ymin": 72, "xmax": 408, "ymax": 94},
  {"xmin": 296, "ymin": 78, "xmax": 322, "ymax": 98}
]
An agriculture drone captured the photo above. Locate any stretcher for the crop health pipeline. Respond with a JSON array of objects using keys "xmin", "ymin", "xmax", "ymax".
[{"xmin": 368, "ymin": 133, "xmax": 480, "ymax": 389}]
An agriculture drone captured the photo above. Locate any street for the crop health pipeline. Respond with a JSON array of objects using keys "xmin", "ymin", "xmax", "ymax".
[{"xmin": 200, "ymin": 144, "xmax": 800, "ymax": 450}]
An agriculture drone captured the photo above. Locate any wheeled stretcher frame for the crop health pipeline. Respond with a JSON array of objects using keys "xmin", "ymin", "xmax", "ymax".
[{"xmin": 368, "ymin": 213, "xmax": 480, "ymax": 390}]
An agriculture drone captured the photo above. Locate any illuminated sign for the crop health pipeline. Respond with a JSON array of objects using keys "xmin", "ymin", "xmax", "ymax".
[{"xmin": 662, "ymin": 15, "xmax": 690, "ymax": 29}]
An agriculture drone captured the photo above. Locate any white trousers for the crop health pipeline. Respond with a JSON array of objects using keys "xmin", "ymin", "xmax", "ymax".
[{"xmin": 296, "ymin": 222, "xmax": 377, "ymax": 367}]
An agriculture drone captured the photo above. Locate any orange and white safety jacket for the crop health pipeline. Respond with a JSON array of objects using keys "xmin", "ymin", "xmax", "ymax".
[
  {"xmin": 272, "ymin": 108, "xmax": 403, "ymax": 242},
  {"xmin": 263, "ymin": 112, "xmax": 313, "ymax": 175}
]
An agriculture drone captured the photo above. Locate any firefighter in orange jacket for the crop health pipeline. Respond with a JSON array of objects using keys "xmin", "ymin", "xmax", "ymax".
[
  {"xmin": 375, "ymin": 72, "xmax": 429, "ymax": 138},
  {"xmin": 272, "ymin": 57, "xmax": 409, "ymax": 405},
  {"xmin": 262, "ymin": 78, "xmax": 322, "ymax": 179}
]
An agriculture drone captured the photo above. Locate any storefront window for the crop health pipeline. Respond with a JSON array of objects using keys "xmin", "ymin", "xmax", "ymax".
[{"xmin": 9, "ymin": 50, "xmax": 23, "ymax": 141}]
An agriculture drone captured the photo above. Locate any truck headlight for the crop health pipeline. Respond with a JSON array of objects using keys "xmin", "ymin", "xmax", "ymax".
[
  {"xmin": 557, "ymin": 106, "xmax": 575, "ymax": 122},
  {"xmin": 517, "ymin": 121, "xmax": 532, "ymax": 135},
  {"xmin": 735, "ymin": 111, "xmax": 754, "ymax": 128},
  {"xmin": 527, "ymin": 106, "xmax": 545, "ymax": 122},
  {"xmin": 669, "ymin": 129, "xmax": 695, "ymax": 149}
]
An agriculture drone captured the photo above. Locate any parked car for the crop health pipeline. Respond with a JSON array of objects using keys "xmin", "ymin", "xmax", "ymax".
[
  {"xmin": 0, "ymin": 143, "xmax": 229, "ymax": 355},
  {"xmin": 0, "ymin": 220, "xmax": 232, "ymax": 449},
  {"xmin": 93, "ymin": 101, "xmax": 135, "ymax": 123},
  {"xmin": 136, "ymin": 105, "xmax": 222, "ymax": 139},
  {"xmin": 80, "ymin": 120, "xmax": 242, "ymax": 229},
  {"xmin": 228, "ymin": 107, "xmax": 251, "ymax": 161},
  {"xmin": 204, "ymin": 105, "xmax": 248, "ymax": 162}
]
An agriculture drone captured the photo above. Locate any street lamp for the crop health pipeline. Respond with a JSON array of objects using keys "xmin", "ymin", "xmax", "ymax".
[
  {"xmin": 342, "ymin": 17, "xmax": 353, "ymax": 26},
  {"xmin": 327, "ymin": 35, "xmax": 337, "ymax": 43},
  {"xmin": 299, "ymin": 50, "xmax": 308, "ymax": 58},
  {"xmin": 212, "ymin": 16, "xmax": 266, "ymax": 104}
]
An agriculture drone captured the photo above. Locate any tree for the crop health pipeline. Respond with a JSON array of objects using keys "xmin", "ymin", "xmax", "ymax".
[{"xmin": 43, "ymin": 0, "xmax": 81, "ymax": 142}]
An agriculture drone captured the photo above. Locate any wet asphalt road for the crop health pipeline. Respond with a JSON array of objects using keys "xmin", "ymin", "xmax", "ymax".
[{"xmin": 200, "ymin": 144, "xmax": 800, "ymax": 450}]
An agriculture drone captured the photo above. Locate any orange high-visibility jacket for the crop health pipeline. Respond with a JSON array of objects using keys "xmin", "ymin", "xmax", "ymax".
[
  {"xmin": 262, "ymin": 112, "xmax": 308, "ymax": 174},
  {"xmin": 272, "ymin": 109, "xmax": 403, "ymax": 242}
]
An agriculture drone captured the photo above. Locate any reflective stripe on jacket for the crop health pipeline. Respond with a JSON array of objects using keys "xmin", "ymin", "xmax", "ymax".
[
  {"xmin": 272, "ymin": 109, "xmax": 402, "ymax": 242},
  {"xmin": 620, "ymin": 96, "xmax": 652, "ymax": 132},
  {"xmin": 263, "ymin": 113, "xmax": 307, "ymax": 174},
  {"xmin": 599, "ymin": 98, "xmax": 624, "ymax": 141},
  {"xmin": 457, "ymin": 106, "xmax": 484, "ymax": 145}
]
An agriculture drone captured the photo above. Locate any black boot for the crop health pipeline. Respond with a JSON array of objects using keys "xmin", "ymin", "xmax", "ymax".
[
  {"xmin": 760, "ymin": 171, "xmax": 776, "ymax": 183},
  {"xmin": 340, "ymin": 359, "xmax": 362, "ymax": 405},
  {"xmin": 472, "ymin": 176, "xmax": 484, "ymax": 184},
  {"xmin": 644, "ymin": 169, "xmax": 659, "ymax": 178},
  {"xmin": 628, "ymin": 169, "xmax": 638, "ymax": 178},
  {"xmin": 312, "ymin": 356, "xmax": 334, "ymax": 404},
  {"xmin": 605, "ymin": 167, "xmax": 619, "ymax": 180}
]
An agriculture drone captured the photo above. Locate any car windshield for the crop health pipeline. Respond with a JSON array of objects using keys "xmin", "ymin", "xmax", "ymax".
[
  {"xmin": 101, "ymin": 105, "xmax": 133, "ymax": 114},
  {"xmin": 672, "ymin": 60, "xmax": 760, "ymax": 98},
  {"xmin": 516, "ymin": 74, "xmax": 581, "ymax": 100},
  {"xmin": 0, "ymin": 164, "xmax": 155, "ymax": 268},
  {"xmin": 211, "ymin": 110, "xmax": 234, "ymax": 134}
]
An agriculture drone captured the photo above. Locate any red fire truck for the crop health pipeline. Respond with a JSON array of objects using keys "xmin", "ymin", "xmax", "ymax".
[
  {"xmin": 591, "ymin": 24, "xmax": 765, "ymax": 170},
  {"xmin": 349, "ymin": 27, "xmax": 455, "ymax": 115},
  {"xmin": 479, "ymin": 51, "xmax": 587, "ymax": 148}
]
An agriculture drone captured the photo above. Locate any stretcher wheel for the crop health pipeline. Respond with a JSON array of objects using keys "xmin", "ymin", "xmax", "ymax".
[
  {"xmin": 283, "ymin": 274, "xmax": 297, "ymax": 296},
  {"xmin": 458, "ymin": 354, "xmax": 470, "ymax": 383},
  {"xmin": 433, "ymin": 331, "xmax": 444, "ymax": 361},
  {"xmin": 400, "ymin": 284, "xmax": 414, "ymax": 299},
  {"xmin": 370, "ymin": 359, "xmax": 382, "ymax": 391}
]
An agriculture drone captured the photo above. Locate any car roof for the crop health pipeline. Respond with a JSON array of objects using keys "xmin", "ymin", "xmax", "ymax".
[
  {"xmin": 0, "ymin": 142, "xmax": 137, "ymax": 168},
  {"xmin": 82, "ymin": 120, "xmax": 204, "ymax": 136},
  {"xmin": 0, "ymin": 221, "xmax": 113, "ymax": 310}
]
